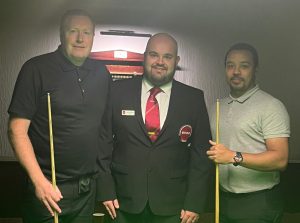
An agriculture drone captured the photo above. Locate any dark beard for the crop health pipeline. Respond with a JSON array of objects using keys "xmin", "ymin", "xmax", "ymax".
[{"xmin": 144, "ymin": 69, "xmax": 176, "ymax": 87}]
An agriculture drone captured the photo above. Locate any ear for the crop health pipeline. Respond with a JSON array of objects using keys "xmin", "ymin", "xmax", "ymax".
[
  {"xmin": 176, "ymin": 56, "xmax": 180, "ymax": 65},
  {"xmin": 142, "ymin": 52, "xmax": 147, "ymax": 66}
]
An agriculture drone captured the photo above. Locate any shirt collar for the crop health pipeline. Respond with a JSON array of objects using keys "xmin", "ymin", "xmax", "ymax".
[
  {"xmin": 142, "ymin": 78, "xmax": 172, "ymax": 96},
  {"xmin": 227, "ymin": 85, "xmax": 260, "ymax": 104}
]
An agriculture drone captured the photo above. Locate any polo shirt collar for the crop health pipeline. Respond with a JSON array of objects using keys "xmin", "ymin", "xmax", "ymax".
[
  {"xmin": 227, "ymin": 85, "xmax": 260, "ymax": 104},
  {"xmin": 56, "ymin": 45, "xmax": 93, "ymax": 72}
]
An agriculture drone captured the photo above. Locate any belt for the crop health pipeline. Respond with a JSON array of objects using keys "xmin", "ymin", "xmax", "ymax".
[
  {"xmin": 54, "ymin": 173, "xmax": 98, "ymax": 194},
  {"xmin": 220, "ymin": 183, "xmax": 280, "ymax": 197}
]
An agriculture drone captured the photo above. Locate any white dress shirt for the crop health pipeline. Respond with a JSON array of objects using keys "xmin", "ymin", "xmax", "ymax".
[{"xmin": 141, "ymin": 78, "xmax": 172, "ymax": 129}]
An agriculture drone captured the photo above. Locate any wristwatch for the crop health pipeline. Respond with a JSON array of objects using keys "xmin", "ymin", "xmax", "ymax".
[{"xmin": 233, "ymin": 152, "xmax": 243, "ymax": 166}]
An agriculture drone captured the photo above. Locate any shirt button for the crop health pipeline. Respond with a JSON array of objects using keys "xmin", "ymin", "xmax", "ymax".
[
  {"xmin": 82, "ymin": 89, "xmax": 85, "ymax": 93},
  {"xmin": 78, "ymin": 78, "xmax": 82, "ymax": 82}
]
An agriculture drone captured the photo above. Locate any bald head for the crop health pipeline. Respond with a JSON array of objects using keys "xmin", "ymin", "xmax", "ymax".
[
  {"xmin": 146, "ymin": 33, "xmax": 178, "ymax": 56},
  {"xmin": 143, "ymin": 33, "xmax": 180, "ymax": 86}
]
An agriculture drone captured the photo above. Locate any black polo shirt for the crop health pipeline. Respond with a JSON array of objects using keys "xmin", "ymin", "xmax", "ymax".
[{"xmin": 8, "ymin": 47, "xmax": 111, "ymax": 181}]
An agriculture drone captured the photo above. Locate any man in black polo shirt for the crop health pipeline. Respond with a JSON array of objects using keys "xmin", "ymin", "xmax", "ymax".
[{"xmin": 8, "ymin": 9, "xmax": 111, "ymax": 223}]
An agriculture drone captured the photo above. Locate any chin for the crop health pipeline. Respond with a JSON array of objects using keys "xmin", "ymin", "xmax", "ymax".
[
  {"xmin": 74, "ymin": 53, "xmax": 88, "ymax": 58},
  {"xmin": 230, "ymin": 83, "xmax": 243, "ymax": 89},
  {"xmin": 155, "ymin": 77, "xmax": 172, "ymax": 86}
]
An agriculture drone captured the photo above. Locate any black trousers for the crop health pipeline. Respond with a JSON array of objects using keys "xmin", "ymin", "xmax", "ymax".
[
  {"xmin": 110, "ymin": 203, "xmax": 181, "ymax": 223},
  {"xmin": 22, "ymin": 176, "xmax": 96, "ymax": 223},
  {"xmin": 220, "ymin": 184, "xmax": 284, "ymax": 223}
]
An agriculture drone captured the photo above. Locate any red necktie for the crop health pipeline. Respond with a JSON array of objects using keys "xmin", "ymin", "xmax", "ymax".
[{"xmin": 145, "ymin": 87, "xmax": 162, "ymax": 142}]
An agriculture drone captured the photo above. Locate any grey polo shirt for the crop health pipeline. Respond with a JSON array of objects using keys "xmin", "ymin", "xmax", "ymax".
[{"xmin": 210, "ymin": 85, "xmax": 290, "ymax": 193}]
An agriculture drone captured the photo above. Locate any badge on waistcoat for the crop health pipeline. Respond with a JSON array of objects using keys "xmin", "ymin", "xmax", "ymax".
[
  {"xmin": 121, "ymin": 110, "xmax": 135, "ymax": 116},
  {"xmin": 178, "ymin": 125, "xmax": 192, "ymax": 142}
]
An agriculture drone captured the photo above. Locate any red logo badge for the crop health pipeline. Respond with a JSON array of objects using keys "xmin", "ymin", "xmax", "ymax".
[{"xmin": 178, "ymin": 125, "xmax": 192, "ymax": 142}]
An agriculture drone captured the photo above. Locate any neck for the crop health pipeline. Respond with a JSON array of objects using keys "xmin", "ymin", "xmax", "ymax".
[
  {"xmin": 68, "ymin": 57, "xmax": 85, "ymax": 66},
  {"xmin": 230, "ymin": 84, "xmax": 256, "ymax": 98}
]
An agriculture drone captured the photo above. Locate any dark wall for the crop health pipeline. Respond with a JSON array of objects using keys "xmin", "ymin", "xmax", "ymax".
[
  {"xmin": 281, "ymin": 163, "xmax": 300, "ymax": 213},
  {"xmin": 0, "ymin": 162, "xmax": 26, "ymax": 217},
  {"xmin": 0, "ymin": 161, "xmax": 299, "ymax": 218}
]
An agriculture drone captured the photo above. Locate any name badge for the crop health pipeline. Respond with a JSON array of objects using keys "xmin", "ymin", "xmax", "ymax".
[{"xmin": 122, "ymin": 110, "xmax": 135, "ymax": 116}]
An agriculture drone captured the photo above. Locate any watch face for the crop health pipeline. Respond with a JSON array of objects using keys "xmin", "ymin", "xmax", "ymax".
[
  {"xmin": 233, "ymin": 152, "xmax": 243, "ymax": 166},
  {"xmin": 234, "ymin": 156, "xmax": 242, "ymax": 163}
]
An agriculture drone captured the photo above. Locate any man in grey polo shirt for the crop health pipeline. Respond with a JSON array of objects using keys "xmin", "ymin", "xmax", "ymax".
[{"xmin": 207, "ymin": 43, "xmax": 290, "ymax": 223}]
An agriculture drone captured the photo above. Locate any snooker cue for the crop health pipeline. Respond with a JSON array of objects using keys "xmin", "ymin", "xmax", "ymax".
[
  {"xmin": 215, "ymin": 99, "xmax": 220, "ymax": 223},
  {"xmin": 47, "ymin": 93, "xmax": 59, "ymax": 223}
]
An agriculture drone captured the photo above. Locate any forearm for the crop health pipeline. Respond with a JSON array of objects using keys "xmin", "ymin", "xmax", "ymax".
[
  {"xmin": 208, "ymin": 138, "xmax": 289, "ymax": 172},
  {"xmin": 8, "ymin": 118, "xmax": 47, "ymax": 185},
  {"xmin": 240, "ymin": 138, "xmax": 289, "ymax": 171},
  {"xmin": 240, "ymin": 149, "xmax": 288, "ymax": 171}
]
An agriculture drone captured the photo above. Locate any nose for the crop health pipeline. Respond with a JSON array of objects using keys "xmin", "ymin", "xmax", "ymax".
[
  {"xmin": 233, "ymin": 66, "xmax": 241, "ymax": 74},
  {"xmin": 156, "ymin": 56, "xmax": 164, "ymax": 64},
  {"xmin": 76, "ymin": 31, "xmax": 83, "ymax": 43}
]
